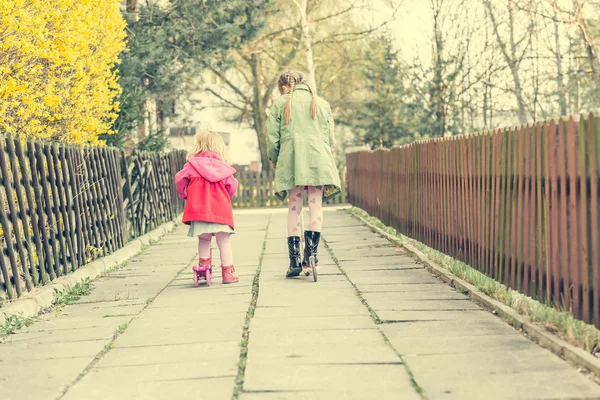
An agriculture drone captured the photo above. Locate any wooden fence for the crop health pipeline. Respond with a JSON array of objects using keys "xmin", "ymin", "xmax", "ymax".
[
  {"xmin": 232, "ymin": 170, "xmax": 347, "ymax": 208},
  {"xmin": 0, "ymin": 134, "xmax": 187, "ymax": 302},
  {"xmin": 347, "ymin": 112, "xmax": 600, "ymax": 328}
]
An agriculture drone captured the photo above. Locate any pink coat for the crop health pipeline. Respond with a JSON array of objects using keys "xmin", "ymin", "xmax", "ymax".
[{"xmin": 175, "ymin": 152, "xmax": 238, "ymax": 229}]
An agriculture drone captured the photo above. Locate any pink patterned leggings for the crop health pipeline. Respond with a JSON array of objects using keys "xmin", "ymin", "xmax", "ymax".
[{"xmin": 287, "ymin": 186, "xmax": 323, "ymax": 237}]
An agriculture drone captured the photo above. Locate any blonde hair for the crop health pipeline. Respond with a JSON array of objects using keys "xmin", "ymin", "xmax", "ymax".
[
  {"xmin": 277, "ymin": 70, "xmax": 318, "ymax": 124},
  {"xmin": 187, "ymin": 131, "xmax": 229, "ymax": 162}
]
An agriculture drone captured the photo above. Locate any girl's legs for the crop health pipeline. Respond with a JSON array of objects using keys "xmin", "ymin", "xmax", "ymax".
[
  {"xmin": 303, "ymin": 186, "xmax": 323, "ymax": 270},
  {"xmin": 215, "ymin": 232, "xmax": 238, "ymax": 283},
  {"xmin": 215, "ymin": 232, "xmax": 234, "ymax": 266},
  {"xmin": 286, "ymin": 186, "xmax": 304, "ymax": 277},
  {"xmin": 198, "ymin": 233, "xmax": 212, "ymax": 262},
  {"xmin": 287, "ymin": 186, "xmax": 304, "ymax": 236},
  {"xmin": 307, "ymin": 186, "xmax": 323, "ymax": 232}
]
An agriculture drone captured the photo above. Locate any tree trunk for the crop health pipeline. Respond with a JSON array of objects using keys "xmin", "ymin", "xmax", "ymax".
[
  {"xmin": 249, "ymin": 54, "xmax": 272, "ymax": 173},
  {"xmin": 126, "ymin": 0, "xmax": 139, "ymax": 21},
  {"xmin": 572, "ymin": 0, "xmax": 600, "ymax": 100},
  {"xmin": 554, "ymin": 14, "xmax": 568, "ymax": 116},
  {"xmin": 431, "ymin": 0, "xmax": 447, "ymax": 137},
  {"xmin": 507, "ymin": 3, "xmax": 528, "ymax": 124},
  {"xmin": 296, "ymin": 0, "xmax": 318, "ymax": 93},
  {"xmin": 126, "ymin": 0, "xmax": 137, "ymax": 12},
  {"xmin": 485, "ymin": 0, "xmax": 528, "ymax": 124},
  {"xmin": 253, "ymin": 109, "xmax": 271, "ymax": 173}
]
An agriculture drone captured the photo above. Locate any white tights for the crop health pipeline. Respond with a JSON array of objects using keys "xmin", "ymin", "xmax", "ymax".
[{"xmin": 198, "ymin": 232, "xmax": 233, "ymax": 266}]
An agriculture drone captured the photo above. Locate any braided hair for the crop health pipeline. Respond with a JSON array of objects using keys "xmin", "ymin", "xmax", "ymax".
[{"xmin": 277, "ymin": 70, "xmax": 318, "ymax": 124}]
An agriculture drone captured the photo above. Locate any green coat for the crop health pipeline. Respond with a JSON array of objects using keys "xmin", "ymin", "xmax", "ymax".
[{"xmin": 268, "ymin": 84, "xmax": 341, "ymax": 201}]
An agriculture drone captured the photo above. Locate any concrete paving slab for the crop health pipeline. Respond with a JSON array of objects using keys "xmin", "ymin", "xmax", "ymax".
[
  {"xmin": 355, "ymin": 282, "xmax": 442, "ymax": 292},
  {"xmin": 377, "ymin": 308, "xmax": 491, "ymax": 322},
  {"xmin": 412, "ymin": 369, "xmax": 600, "ymax": 400},
  {"xmin": 366, "ymin": 298, "xmax": 483, "ymax": 312},
  {"xmin": 246, "ymin": 341, "xmax": 400, "ymax": 365},
  {"xmin": 0, "ymin": 357, "xmax": 91, "ymax": 400},
  {"xmin": 97, "ymin": 341, "xmax": 240, "ymax": 367},
  {"xmin": 0, "ymin": 338, "xmax": 107, "ymax": 362},
  {"xmin": 403, "ymin": 351, "xmax": 600, "ymax": 399},
  {"xmin": 62, "ymin": 371, "xmax": 237, "ymax": 400},
  {"xmin": 360, "ymin": 289, "xmax": 467, "ymax": 301},
  {"xmin": 250, "ymin": 315, "xmax": 377, "ymax": 331},
  {"xmin": 243, "ymin": 363, "xmax": 419, "ymax": 399},
  {"xmin": 380, "ymin": 318, "xmax": 517, "ymax": 338}
]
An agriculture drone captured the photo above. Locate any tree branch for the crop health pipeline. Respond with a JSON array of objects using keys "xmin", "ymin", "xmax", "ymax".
[
  {"xmin": 208, "ymin": 67, "xmax": 250, "ymax": 103},
  {"xmin": 204, "ymin": 88, "xmax": 247, "ymax": 111}
]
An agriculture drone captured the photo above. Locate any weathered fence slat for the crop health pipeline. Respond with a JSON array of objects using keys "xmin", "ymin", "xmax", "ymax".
[{"xmin": 5, "ymin": 137, "xmax": 36, "ymax": 288}]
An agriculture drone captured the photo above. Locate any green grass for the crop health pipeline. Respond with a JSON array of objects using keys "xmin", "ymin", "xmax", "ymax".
[
  {"xmin": 52, "ymin": 277, "xmax": 94, "ymax": 307},
  {"xmin": 115, "ymin": 323, "xmax": 128, "ymax": 335},
  {"xmin": 0, "ymin": 313, "xmax": 35, "ymax": 337},
  {"xmin": 349, "ymin": 207, "xmax": 600, "ymax": 356}
]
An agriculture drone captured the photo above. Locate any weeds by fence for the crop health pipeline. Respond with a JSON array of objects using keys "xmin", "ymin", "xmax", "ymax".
[
  {"xmin": 0, "ymin": 135, "xmax": 186, "ymax": 302},
  {"xmin": 346, "ymin": 112, "xmax": 600, "ymax": 328}
]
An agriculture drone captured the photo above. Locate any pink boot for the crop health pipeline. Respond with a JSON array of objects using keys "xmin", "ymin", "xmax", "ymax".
[{"xmin": 221, "ymin": 265, "xmax": 239, "ymax": 284}]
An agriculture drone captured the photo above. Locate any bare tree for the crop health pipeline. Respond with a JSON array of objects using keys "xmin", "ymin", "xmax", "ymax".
[
  {"xmin": 553, "ymin": 10, "xmax": 569, "ymax": 115},
  {"xmin": 570, "ymin": 0, "xmax": 600, "ymax": 98},
  {"xmin": 206, "ymin": 0, "xmax": 398, "ymax": 170},
  {"xmin": 292, "ymin": 0, "xmax": 318, "ymax": 92},
  {"xmin": 484, "ymin": 0, "xmax": 533, "ymax": 124}
]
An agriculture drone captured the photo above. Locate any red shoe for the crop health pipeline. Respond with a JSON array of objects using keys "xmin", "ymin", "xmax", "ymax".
[{"xmin": 221, "ymin": 265, "xmax": 239, "ymax": 284}]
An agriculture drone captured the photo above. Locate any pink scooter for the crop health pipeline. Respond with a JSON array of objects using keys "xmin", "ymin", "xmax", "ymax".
[{"xmin": 192, "ymin": 249, "xmax": 213, "ymax": 287}]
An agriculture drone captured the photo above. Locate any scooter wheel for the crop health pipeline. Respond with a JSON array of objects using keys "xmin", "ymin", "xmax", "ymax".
[{"xmin": 310, "ymin": 256, "xmax": 317, "ymax": 282}]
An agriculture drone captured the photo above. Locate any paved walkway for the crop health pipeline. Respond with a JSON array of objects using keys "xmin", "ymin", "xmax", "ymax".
[{"xmin": 1, "ymin": 209, "xmax": 599, "ymax": 400}]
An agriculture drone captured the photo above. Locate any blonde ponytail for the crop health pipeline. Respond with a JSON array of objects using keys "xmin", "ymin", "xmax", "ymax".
[
  {"xmin": 283, "ymin": 77, "xmax": 296, "ymax": 124},
  {"xmin": 307, "ymin": 85, "xmax": 318, "ymax": 120}
]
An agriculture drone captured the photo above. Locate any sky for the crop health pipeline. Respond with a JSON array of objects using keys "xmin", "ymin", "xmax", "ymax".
[{"xmin": 368, "ymin": 0, "xmax": 435, "ymax": 62}]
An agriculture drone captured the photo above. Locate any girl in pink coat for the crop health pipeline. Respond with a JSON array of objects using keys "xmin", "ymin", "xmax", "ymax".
[{"xmin": 175, "ymin": 131, "xmax": 239, "ymax": 284}]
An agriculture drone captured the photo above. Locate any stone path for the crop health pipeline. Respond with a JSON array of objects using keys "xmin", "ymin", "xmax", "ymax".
[{"xmin": 1, "ymin": 209, "xmax": 599, "ymax": 400}]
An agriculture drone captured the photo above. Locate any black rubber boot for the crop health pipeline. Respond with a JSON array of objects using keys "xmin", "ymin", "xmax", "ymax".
[
  {"xmin": 302, "ymin": 231, "xmax": 321, "ymax": 267},
  {"xmin": 286, "ymin": 236, "xmax": 302, "ymax": 278}
]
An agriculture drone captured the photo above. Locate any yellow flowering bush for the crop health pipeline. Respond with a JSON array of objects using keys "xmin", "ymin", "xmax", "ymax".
[{"xmin": 0, "ymin": 0, "xmax": 126, "ymax": 145}]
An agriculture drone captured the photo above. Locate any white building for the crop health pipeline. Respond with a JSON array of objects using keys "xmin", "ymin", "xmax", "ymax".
[{"xmin": 168, "ymin": 71, "xmax": 260, "ymax": 166}]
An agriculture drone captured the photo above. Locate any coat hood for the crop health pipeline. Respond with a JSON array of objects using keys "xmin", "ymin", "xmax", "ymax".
[{"xmin": 187, "ymin": 152, "xmax": 236, "ymax": 183}]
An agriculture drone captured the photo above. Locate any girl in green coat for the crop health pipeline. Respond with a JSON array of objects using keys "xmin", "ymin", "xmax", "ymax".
[{"xmin": 268, "ymin": 70, "xmax": 341, "ymax": 278}]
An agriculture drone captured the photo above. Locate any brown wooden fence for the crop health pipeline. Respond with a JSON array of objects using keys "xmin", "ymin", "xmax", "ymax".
[
  {"xmin": 0, "ymin": 135, "xmax": 187, "ymax": 302},
  {"xmin": 346, "ymin": 112, "xmax": 600, "ymax": 328},
  {"xmin": 232, "ymin": 170, "xmax": 347, "ymax": 208}
]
